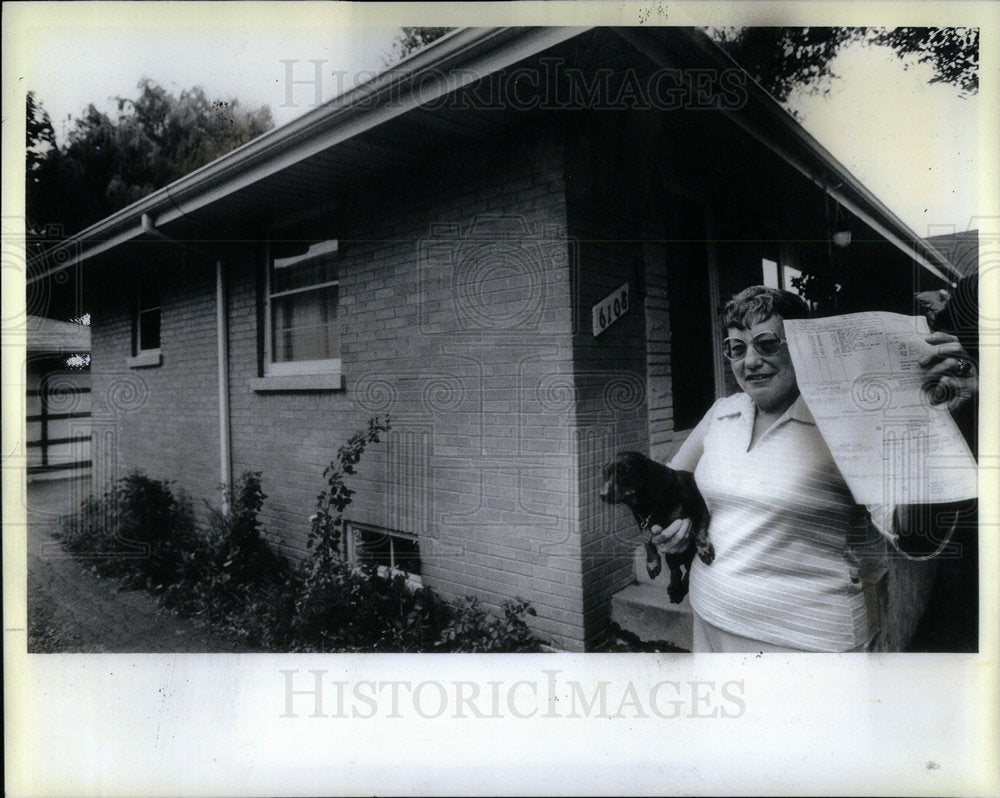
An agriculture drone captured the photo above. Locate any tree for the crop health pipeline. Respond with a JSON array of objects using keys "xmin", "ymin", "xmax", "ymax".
[
  {"xmin": 706, "ymin": 27, "xmax": 977, "ymax": 312},
  {"xmin": 26, "ymin": 91, "xmax": 57, "ymax": 178},
  {"xmin": 26, "ymin": 82, "xmax": 273, "ymax": 322},
  {"xmin": 875, "ymin": 27, "xmax": 978, "ymax": 95},
  {"xmin": 26, "ymin": 80, "xmax": 274, "ymax": 241},
  {"xmin": 386, "ymin": 27, "xmax": 453, "ymax": 64},
  {"xmin": 708, "ymin": 27, "xmax": 978, "ymax": 106}
]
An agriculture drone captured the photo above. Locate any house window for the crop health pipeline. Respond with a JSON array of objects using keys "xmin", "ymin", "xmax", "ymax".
[
  {"xmin": 782, "ymin": 264, "xmax": 804, "ymax": 296},
  {"xmin": 774, "ymin": 244, "xmax": 808, "ymax": 297},
  {"xmin": 266, "ymin": 216, "xmax": 340, "ymax": 376},
  {"xmin": 761, "ymin": 258, "xmax": 780, "ymax": 289},
  {"xmin": 764, "ymin": 254, "xmax": 809, "ymax": 302},
  {"xmin": 347, "ymin": 523, "xmax": 422, "ymax": 585},
  {"xmin": 135, "ymin": 269, "xmax": 161, "ymax": 353}
]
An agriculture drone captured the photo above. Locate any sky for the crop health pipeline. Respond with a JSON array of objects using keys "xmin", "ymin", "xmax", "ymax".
[
  {"xmin": 19, "ymin": 12, "xmax": 981, "ymax": 238},
  {"xmin": 26, "ymin": 24, "xmax": 405, "ymax": 139},
  {"xmin": 784, "ymin": 40, "xmax": 979, "ymax": 239}
]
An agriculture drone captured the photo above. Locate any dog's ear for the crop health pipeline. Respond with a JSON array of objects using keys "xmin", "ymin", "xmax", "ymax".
[{"xmin": 624, "ymin": 454, "xmax": 645, "ymax": 480}]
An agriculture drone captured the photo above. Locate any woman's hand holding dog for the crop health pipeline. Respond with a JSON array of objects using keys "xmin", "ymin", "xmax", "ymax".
[{"xmin": 649, "ymin": 518, "xmax": 692, "ymax": 555}]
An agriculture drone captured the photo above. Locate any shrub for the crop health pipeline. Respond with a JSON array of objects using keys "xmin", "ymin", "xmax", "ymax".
[
  {"xmin": 162, "ymin": 471, "xmax": 298, "ymax": 648},
  {"xmin": 293, "ymin": 415, "xmax": 397, "ymax": 647},
  {"xmin": 290, "ymin": 567, "xmax": 542, "ymax": 653},
  {"xmin": 59, "ymin": 471, "xmax": 196, "ymax": 590},
  {"xmin": 205, "ymin": 472, "xmax": 289, "ymax": 591},
  {"xmin": 291, "ymin": 563, "xmax": 452, "ymax": 652},
  {"xmin": 436, "ymin": 597, "xmax": 541, "ymax": 653}
]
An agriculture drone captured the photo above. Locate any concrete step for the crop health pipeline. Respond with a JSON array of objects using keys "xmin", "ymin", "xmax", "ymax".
[
  {"xmin": 610, "ymin": 545, "xmax": 693, "ymax": 650},
  {"xmin": 611, "ymin": 583, "xmax": 694, "ymax": 651}
]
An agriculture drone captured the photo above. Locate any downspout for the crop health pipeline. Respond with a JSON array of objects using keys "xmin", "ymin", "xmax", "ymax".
[
  {"xmin": 215, "ymin": 259, "xmax": 232, "ymax": 517},
  {"xmin": 141, "ymin": 213, "xmax": 232, "ymax": 516}
]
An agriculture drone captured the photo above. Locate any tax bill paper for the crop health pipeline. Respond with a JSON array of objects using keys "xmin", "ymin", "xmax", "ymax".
[{"xmin": 783, "ymin": 312, "xmax": 977, "ymax": 507}]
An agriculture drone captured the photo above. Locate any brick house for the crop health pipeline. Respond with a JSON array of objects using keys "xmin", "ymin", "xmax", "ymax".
[{"xmin": 29, "ymin": 27, "xmax": 964, "ymax": 651}]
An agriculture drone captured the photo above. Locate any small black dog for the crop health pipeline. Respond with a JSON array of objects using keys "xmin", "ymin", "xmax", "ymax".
[{"xmin": 600, "ymin": 451, "xmax": 714, "ymax": 603}]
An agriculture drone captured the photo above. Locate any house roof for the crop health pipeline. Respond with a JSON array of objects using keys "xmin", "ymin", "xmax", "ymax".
[
  {"xmin": 926, "ymin": 230, "xmax": 979, "ymax": 279},
  {"xmin": 27, "ymin": 26, "xmax": 962, "ymax": 284},
  {"xmin": 26, "ymin": 315, "xmax": 91, "ymax": 353}
]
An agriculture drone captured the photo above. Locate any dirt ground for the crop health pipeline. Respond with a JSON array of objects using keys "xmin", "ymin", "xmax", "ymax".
[{"xmin": 24, "ymin": 477, "xmax": 243, "ymax": 653}]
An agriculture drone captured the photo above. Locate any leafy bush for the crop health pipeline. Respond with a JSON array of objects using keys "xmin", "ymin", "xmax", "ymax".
[
  {"xmin": 161, "ymin": 471, "xmax": 298, "ymax": 648},
  {"xmin": 59, "ymin": 471, "xmax": 196, "ymax": 590},
  {"xmin": 290, "ymin": 566, "xmax": 541, "ymax": 653},
  {"xmin": 291, "ymin": 563, "xmax": 454, "ymax": 652},
  {"xmin": 437, "ymin": 597, "xmax": 540, "ymax": 653},
  {"xmin": 294, "ymin": 415, "xmax": 397, "ymax": 647},
  {"xmin": 204, "ymin": 471, "xmax": 289, "ymax": 595}
]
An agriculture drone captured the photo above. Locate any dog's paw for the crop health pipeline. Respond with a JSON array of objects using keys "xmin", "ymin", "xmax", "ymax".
[
  {"xmin": 646, "ymin": 557, "xmax": 662, "ymax": 580},
  {"xmin": 667, "ymin": 587, "xmax": 687, "ymax": 604},
  {"xmin": 698, "ymin": 542, "xmax": 715, "ymax": 565}
]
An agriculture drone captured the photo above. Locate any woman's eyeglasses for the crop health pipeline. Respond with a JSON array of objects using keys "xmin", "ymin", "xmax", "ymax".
[{"xmin": 722, "ymin": 331, "xmax": 787, "ymax": 361}]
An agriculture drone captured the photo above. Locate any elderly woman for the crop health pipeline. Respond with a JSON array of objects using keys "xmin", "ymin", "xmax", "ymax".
[{"xmin": 655, "ymin": 285, "xmax": 976, "ymax": 653}]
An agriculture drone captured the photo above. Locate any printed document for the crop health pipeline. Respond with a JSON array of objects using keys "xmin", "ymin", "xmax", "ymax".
[{"xmin": 784, "ymin": 312, "xmax": 977, "ymax": 505}]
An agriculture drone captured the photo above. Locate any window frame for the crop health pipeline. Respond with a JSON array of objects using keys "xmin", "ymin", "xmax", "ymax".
[
  {"xmin": 263, "ymin": 210, "xmax": 342, "ymax": 378},
  {"xmin": 129, "ymin": 266, "xmax": 162, "ymax": 368},
  {"xmin": 135, "ymin": 268, "xmax": 161, "ymax": 354},
  {"xmin": 345, "ymin": 522, "xmax": 423, "ymax": 588}
]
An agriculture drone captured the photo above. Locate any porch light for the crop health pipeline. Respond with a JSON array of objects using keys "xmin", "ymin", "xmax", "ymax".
[{"xmin": 831, "ymin": 201, "xmax": 852, "ymax": 248}]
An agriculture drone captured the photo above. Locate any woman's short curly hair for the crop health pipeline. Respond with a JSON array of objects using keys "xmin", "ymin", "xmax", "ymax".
[{"xmin": 722, "ymin": 285, "xmax": 812, "ymax": 331}]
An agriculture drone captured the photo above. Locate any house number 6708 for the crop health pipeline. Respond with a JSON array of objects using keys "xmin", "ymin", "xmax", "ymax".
[{"xmin": 592, "ymin": 283, "xmax": 630, "ymax": 337}]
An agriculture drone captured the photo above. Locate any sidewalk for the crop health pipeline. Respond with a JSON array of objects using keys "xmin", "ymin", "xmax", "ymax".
[{"xmin": 26, "ymin": 478, "xmax": 244, "ymax": 653}]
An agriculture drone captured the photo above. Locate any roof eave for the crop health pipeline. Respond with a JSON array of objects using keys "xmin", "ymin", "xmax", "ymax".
[
  {"xmin": 30, "ymin": 25, "xmax": 960, "ymax": 284},
  {"xmin": 27, "ymin": 26, "xmax": 590, "ymax": 282},
  {"xmin": 613, "ymin": 26, "xmax": 962, "ymax": 283}
]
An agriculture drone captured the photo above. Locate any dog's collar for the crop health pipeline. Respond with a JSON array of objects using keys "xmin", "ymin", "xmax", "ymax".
[{"xmin": 637, "ymin": 494, "xmax": 671, "ymax": 531}]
